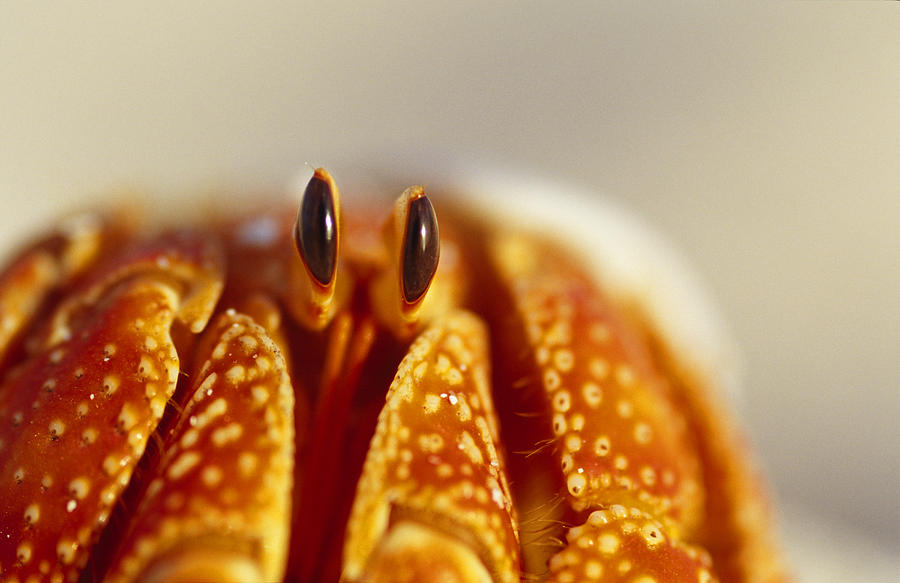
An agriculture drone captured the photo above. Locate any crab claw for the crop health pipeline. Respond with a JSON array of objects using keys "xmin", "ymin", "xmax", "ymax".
[
  {"xmin": 0, "ymin": 279, "xmax": 184, "ymax": 583},
  {"xmin": 102, "ymin": 309, "xmax": 295, "ymax": 583},
  {"xmin": 547, "ymin": 506, "xmax": 716, "ymax": 583},
  {"xmin": 342, "ymin": 311, "xmax": 520, "ymax": 583},
  {"xmin": 0, "ymin": 228, "xmax": 225, "ymax": 583}
]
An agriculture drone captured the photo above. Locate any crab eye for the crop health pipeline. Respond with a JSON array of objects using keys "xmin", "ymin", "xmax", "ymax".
[
  {"xmin": 294, "ymin": 169, "xmax": 338, "ymax": 286},
  {"xmin": 401, "ymin": 193, "xmax": 439, "ymax": 303}
]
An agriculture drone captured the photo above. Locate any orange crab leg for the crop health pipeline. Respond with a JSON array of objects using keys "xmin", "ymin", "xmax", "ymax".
[
  {"xmin": 487, "ymin": 232, "xmax": 703, "ymax": 528},
  {"xmin": 480, "ymin": 228, "xmax": 788, "ymax": 582},
  {"xmin": 101, "ymin": 309, "xmax": 295, "ymax": 583},
  {"xmin": 342, "ymin": 310, "xmax": 520, "ymax": 583},
  {"xmin": 0, "ymin": 229, "xmax": 224, "ymax": 583},
  {"xmin": 0, "ymin": 280, "xmax": 186, "ymax": 583}
]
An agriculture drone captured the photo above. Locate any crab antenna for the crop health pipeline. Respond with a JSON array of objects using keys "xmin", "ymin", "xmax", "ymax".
[
  {"xmin": 288, "ymin": 167, "xmax": 345, "ymax": 330},
  {"xmin": 371, "ymin": 186, "xmax": 441, "ymax": 338}
]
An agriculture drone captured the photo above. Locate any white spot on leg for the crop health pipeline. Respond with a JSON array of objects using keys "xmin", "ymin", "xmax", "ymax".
[
  {"xmin": 640, "ymin": 466, "xmax": 657, "ymax": 487},
  {"xmin": 570, "ymin": 413, "xmax": 585, "ymax": 431},
  {"xmin": 423, "ymin": 394, "xmax": 441, "ymax": 414},
  {"xmin": 553, "ymin": 389, "xmax": 572, "ymax": 413},
  {"xmin": 81, "ymin": 428, "xmax": 98, "ymax": 446},
  {"xmin": 24, "ymin": 503, "xmax": 40, "ymax": 524},
  {"xmin": 582, "ymin": 381, "xmax": 603, "ymax": 408},
  {"xmin": 167, "ymin": 452, "xmax": 201, "ymax": 480},
  {"xmin": 138, "ymin": 356, "xmax": 159, "ymax": 381},
  {"xmin": 598, "ymin": 533, "xmax": 620, "ymax": 555},
  {"xmin": 634, "ymin": 422, "xmax": 653, "ymax": 444},
  {"xmin": 117, "ymin": 403, "xmax": 139, "ymax": 433},
  {"xmin": 48, "ymin": 419, "xmax": 66, "ymax": 440},
  {"xmin": 17, "ymin": 542, "xmax": 33, "ymax": 564},
  {"xmin": 251, "ymin": 385, "xmax": 270, "ymax": 407},
  {"xmin": 552, "ymin": 414, "xmax": 568, "ymax": 436},
  {"xmin": 57, "ymin": 539, "xmax": 78, "ymax": 564},
  {"xmin": 238, "ymin": 335, "xmax": 259, "ymax": 354},
  {"xmin": 68, "ymin": 478, "xmax": 90, "ymax": 500},
  {"xmin": 615, "ymin": 365, "xmax": 635, "ymax": 387},
  {"xmin": 102, "ymin": 375, "xmax": 120, "ymax": 397},
  {"xmin": 567, "ymin": 473, "xmax": 587, "ymax": 497},
  {"xmin": 584, "ymin": 560, "xmax": 603, "ymax": 579},
  {"xmin": 553, "ymin": 349, "xmax": 574, "ymax": 372},
  {"xmin": 589, "ymin": 358, "xmax": 610, "ymax": 380},
  {"xmin": 594, "ymin": 436, "xmax": 611, "ymax": 457},
  {"xmin": 211, "ymin": 423, "xmax": 243, "ymax": 447},
  {"xmin": 201, "ymin": 465, "xmax": 223, "ymax": 487},
  {"xmin": 238, "ymin": 453, "xmax": 258, "ymax": 478},
  {"xmin": 543, "ymin": 369, "xmax": 561, "ymax": 392},
  {"xmin": 457, "ymin": 431, "xmax": 484, "ymax": 465},
  {"xmin": 225, "ymin": 365, "xmax": 246, "ymax": 384},
  {"xmin": 565, "ymin": 434, "xmax": 583, "ymax": 453}
]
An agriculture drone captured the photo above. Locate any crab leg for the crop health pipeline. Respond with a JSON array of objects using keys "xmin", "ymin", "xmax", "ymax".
[
  {"xmin": 102, "ymin": 309, "xmax": 295, "ymax": 583},
  {"xmin": 484, "ymin": 230, "xmax": 781, "ymax": 582},
  {"xmin": 0, "ymin": 231, "xmax": 223, "ymax": 583},
  {"xmin": 488, "ymin": 232, "xmax": 704, "ymax": 526},
  {"xmin": 0, "ymin": 280, "xmax": 191, "ymax": 583},
  {"xmin": 342, "ymin": 310, "xmax": 520, "ymax": 583}
]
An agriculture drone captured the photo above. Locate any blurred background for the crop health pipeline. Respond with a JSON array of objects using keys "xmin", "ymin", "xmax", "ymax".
[{"xmin": 1, "ymin": 3, "xmax": 897, "ymax": 581}]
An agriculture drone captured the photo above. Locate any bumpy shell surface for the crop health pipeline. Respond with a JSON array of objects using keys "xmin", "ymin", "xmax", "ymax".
[{"xmin": 0, "ymin": 173, "xmax": 789, "ymax": 583}]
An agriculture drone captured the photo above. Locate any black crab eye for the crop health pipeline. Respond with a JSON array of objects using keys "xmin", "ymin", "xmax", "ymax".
[
  {"xmin": 294, "ymin": 170, "xmax": 338, "ymax": 286},
  {"xmin": 401, "ymin": 194, "xmax": 440, "ymax": 304}
]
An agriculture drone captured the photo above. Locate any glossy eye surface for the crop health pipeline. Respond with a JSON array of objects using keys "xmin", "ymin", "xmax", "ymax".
[
  {"xmin": 401, "ymin": 193, "xmax": 439, "ymax": 303},
  {"xmin": 294, "ymin": 171, "xmax": 337, "ymax": 286}
]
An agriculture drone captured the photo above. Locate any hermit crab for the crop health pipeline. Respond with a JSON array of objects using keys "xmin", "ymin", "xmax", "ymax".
[{"xmin": 0, "ymin": 168, "xmax": 789, "ymax": 583}]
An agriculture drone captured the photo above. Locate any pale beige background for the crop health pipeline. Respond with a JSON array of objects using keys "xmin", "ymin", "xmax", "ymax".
[{"xmin": 1, "ymin": 3, "xmax": 898, "ymax": 581}]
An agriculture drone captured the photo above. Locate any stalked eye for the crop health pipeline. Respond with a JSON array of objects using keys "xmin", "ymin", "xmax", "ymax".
[
  {"xmin": 401, "ymin": 192, "xmax": 439, "ymax": 303},
  {"xmin": 294, "ymin": 169, "xmax": 338, "ymax": 286}
]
